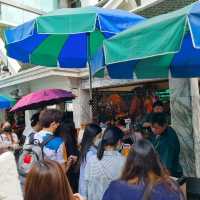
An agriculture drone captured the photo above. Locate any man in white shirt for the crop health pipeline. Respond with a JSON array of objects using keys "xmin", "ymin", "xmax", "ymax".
[{"xmin": 34, "ymin": 109, "xmax": 67, "ymax": 166}]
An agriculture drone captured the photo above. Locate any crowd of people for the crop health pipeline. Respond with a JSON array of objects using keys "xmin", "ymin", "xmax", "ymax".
[{"xmin": 0, "ymin": 102, "xmax": 185, "ymax": 200}]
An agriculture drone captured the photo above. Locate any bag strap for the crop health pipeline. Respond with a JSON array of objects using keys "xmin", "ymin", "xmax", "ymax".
[
  {"xmin": 28, "ymin": 132, "xmax": 35, "ymax": 144},
  {"xmin": 41, "ymin": 135, "xmax": 55, "ymax": 149},
  {"xmin": 0, "ymin": 134, "xmax": 3, "ymax": 141},
  {"xmin": 38, "ymin": 135, "xmax": 55, "ymax": 160}
]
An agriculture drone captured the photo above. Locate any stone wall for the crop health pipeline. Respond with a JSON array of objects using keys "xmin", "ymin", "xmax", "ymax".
[
  {"xmin": 170, "ymin": 78, "xmax": 200, "ymax": 177},
  {"xmin": 170, "ymin": 78, "xmax": 195, "ymax": 176}
]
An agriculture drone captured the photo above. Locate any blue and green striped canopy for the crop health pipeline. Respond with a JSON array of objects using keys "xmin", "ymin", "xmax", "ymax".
[
  {"xmin": 0, "ymin": 95, "xmax": 16, "ymax": 109},
  {"xmin": 103, "ymin": 1, "xmax": 200, "ymax": 79},
  {"xmin": 4, "ymin": 7, "xmax": 144, "ymax": 77}
]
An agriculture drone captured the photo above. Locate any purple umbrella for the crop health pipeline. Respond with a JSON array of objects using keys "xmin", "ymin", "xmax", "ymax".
[{"xmin": 11, "ymin": 88, "xmax": 75, "ymax": 112}]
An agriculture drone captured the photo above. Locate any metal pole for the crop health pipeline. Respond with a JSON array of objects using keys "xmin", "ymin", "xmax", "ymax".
[{"xmin": 87, "ymin": 33, "xmax": 93, "ymax": 120}]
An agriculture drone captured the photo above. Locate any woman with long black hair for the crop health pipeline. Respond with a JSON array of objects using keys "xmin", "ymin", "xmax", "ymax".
[
  {"xmin": 102, "ymin": 139, "xmax": 184, "ymax": 200},
  {"xmin": 84, "ymin": 127, "xmax": 125, "ymax": 200},
  {"xmin": 79, "ymin": 123, "xmax": 102, "ymax": 196},
  {"xmin": 56, "ymin": 121, "xmax": 79, "ymax": 193}
]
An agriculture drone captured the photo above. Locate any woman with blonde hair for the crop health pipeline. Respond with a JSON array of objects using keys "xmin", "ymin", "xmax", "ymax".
[{"xmin": 24, "ymin": 160, "xmax": 84, "ymax": 200}]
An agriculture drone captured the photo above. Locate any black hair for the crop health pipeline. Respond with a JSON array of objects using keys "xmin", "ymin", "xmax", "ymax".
[
  {"xmin": 97, "ymin": 126, "xmax": 124, "ymax": 160},
  {"xmin": 153, "ymin": 100, "xmax": 163, "ymax": 108},
  {"xmin": 62, "ymin": 112, "xmax": 73, "ymax": 123},
  {"xmin": 39, "ymin": 109, "xmax": 63, "ymax": 128},
  {"xmin": 31, "ymin": 112, "xmax": 40, "ymax": 127},
  {"xmin": 80, "ymin": 124, "xmax": 102, "ymax": 163},
  {"xmin": 56, "ymin": 121, "xmax": 78, "ymax": 156},
  {"xmin": 151, "ymin": 112, "xmax": 167, "ymax": 127},
  {"xmin": 117, "ymin": 118, "xmax": 126, "ymax": 127}
]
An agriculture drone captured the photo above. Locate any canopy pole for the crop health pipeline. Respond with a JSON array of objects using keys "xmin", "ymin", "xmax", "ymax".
[{"xmin": 87, "ymin": 33, "xmax": 93, "ymax": 121}]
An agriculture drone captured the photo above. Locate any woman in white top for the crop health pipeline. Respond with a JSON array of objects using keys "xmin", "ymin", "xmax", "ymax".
[
  {"xmin": 0, "ymin": 122, "xmax": 19, "ymax": 154},
  {"xmin": 84, "ymin": 127, "xmax": 126, "ymax": 200}
]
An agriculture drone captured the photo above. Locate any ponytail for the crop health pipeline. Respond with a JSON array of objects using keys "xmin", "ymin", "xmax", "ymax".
[
  {"xmin": 97, "ymin": 140, "xmax": 105, "ymax": 160},
  {"xmin": 97, "ymin": 127, "xmax": 123, "ymax": 160}
]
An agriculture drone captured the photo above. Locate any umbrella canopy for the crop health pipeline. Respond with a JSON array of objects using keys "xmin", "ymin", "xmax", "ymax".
[
  {"xmin": 0, "ymin": 95, "xmax": 16, "ymax": 109},
  {"xmin": 103, "ymin": 1, "xmax": 200, "ymax": 79},
  {"xmin": 4, "ymin": 7, "xmax": 144, "ymax": 77},
  {"xmin": 11, "ymin": 89, "xmax": 75, "ymax": 112}
]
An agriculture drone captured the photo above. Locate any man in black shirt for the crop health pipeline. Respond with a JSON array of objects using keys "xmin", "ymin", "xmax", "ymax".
[{"xmin": 150, "ymin": 112, "xmax": 183, "ymax": 177}]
